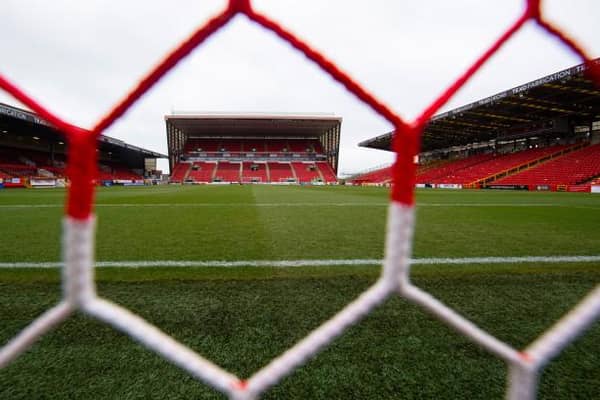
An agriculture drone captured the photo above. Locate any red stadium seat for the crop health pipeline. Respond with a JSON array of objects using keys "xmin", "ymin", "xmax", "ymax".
[{"xmin": 495, "ymin": 143, "xmax": 600, "ymax": 186}]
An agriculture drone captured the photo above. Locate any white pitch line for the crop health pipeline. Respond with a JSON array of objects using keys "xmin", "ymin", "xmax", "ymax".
[
  {"xmin": 0, "ymin": 203, "xmax": 388, "ymax": 208},
  {"xmin": 0, "ymin": 202, "xmax": 596, "ymax": 209},
  {"xmin": 1, "ymin": 255, "xmax": 599, "ymax": 269}
]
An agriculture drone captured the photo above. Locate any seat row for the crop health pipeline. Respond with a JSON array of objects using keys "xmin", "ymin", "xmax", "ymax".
[
  {"xmin": 173, "ymin": 161, "xmax": 336, "ymax": 183},
  {"xmin": 496, "ymin": 143, "xmax": 600, "ymax": 186},
  {"xmin": 348, "ymin": 142, "xmax": 600, "ymax": 187}
]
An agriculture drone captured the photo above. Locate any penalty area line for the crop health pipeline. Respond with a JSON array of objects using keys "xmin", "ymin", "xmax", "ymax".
[{"xmin": 0, "ymin": 255, "xmax": 599, "ymax": 268}]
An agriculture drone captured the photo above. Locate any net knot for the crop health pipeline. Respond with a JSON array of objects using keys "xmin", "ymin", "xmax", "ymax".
[
  {"xmin": 66, "ymin": 129, "xmax": 97, "ymax": 219},
  {"xmin": 526, "ymin": 0, "xmax": 542, "ymax": 20},
  {"xmin": 229, "ymin": 0, "xmax": 252, "ymax": 14},
  {"xmin": 233, "ymin": 380, "xmax": 248, "ymax": 390},
  {"xmin": 519, "ymin": 351, "xmax": 533, "ymax": 363}
]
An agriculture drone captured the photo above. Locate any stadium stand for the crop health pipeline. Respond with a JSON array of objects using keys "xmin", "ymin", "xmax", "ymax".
[
  {"xmin": 347, "ymin": 161, "xmax": 449, "ymax": 185},
  {"xmin": 0, "ymin": 103, "xmax": 165, "ymax": 187},
  {"xmin": 416, "ymin": 153, "xmax": 494, "ymax": 184},
  {"xmin": 288, "ymin": 139, "xmax": 316, "ymax": 153},
  {"xmin": 358, "ymin": 58, "xmax": 600, "ymax": 193},
  {"xmin": 40, "ymin": 165, "xmax": 66, "ymax": 178},
  {"xmin": 0, "ymin": 147, "xmax": 147, "ymax": 184},
  {"xmin": 92, "ymin": 162, "xmax": 142, "ymax": 182},
  {"xmin": 316, "ymin": 161, "xmax": 337, "ymax": 183},
  {"xmin": 291, "ymin": 162, "xmax": 322, "ymax": 183},
  {"xmin": 242, "ymin": 162, "xmax": 268, "ymax": 183},
  {"xmin": 348, "ymin": 165, "xmax": 393, "ymax": 184},
  {"xmin": 184, "ymin": 138, "xmax": 221, "ymax": 152},
  {"xmin": 0, "ymin": 147, "xmax": 69, "ymax": 178},
  {"xmin": 219, "ymin": 139, "xmax": 243, "ymax": 152},
  {"xmin": 434, "ymin": 144, "xmax": 571, "ymax": 185},
  {"xmin": 214, "ymin": 161, "xmax": 241, "ymax": 182},
  {"xmin": 170, "ymin": 162, "xmax": 191, "ymax": 182},
  {"xmin": 166, "ymin": 113, "xmax": 340, "ymax": 184},
  {"xmin": 268, "ymin": 162, "xmax": 295, "ymax": 182},
  {"xmin": 111, "ymin": 166, "xmax": 143, "ymax": 181},
  {"xmin": 0, "ymin": 163, "xmax": 36, "ymax": 177},
  {"xmin": 313, "ymin": 141, "xmax": 324, "ymax": 153},
  {"xmin": 266, "ymin": 139, "xmax": 289, "ymax": 152},
  {"xmin": 349, "ymin": 143, "xmax": 596, "ymax": 188},
  {"xmin": 187, "ymin": 162, "xmax": 217, "ymax": 183},
  {"xmin": 0, "ymin": 170, "xmax": 12, "ymax": 180},
  {"xmin": 241, "ymin": 139, "xmax": 266, "ymax": 153},
  {"xmin": 494, "ymin": 143, "xmax": 600, "ymax": 187}
]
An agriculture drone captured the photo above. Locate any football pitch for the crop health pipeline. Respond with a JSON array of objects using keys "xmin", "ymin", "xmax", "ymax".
[{"xmin": 0, "ymin": 185, "xmax": 599, "ymax": 399}]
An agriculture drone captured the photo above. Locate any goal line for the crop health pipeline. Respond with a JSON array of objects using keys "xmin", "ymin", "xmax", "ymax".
[
  {"xmin": 0, "ymin": 202, "xmax": 597, "ymax": 209},
  {"xmin": 1, "ymin": 255, "xmax": 599, "ymax": 269}
]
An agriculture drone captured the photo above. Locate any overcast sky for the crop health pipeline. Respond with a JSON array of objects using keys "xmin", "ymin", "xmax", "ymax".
[{"xmin": 1, "ymin": 0, "xmax": 599, "ymax": 175}]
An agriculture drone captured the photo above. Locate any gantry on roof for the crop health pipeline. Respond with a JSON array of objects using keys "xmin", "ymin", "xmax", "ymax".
[{"xmin": 360, "ymin": 58, "xmax": 600, "ymax": 153}]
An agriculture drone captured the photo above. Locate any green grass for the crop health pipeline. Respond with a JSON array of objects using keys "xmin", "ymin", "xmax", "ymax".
[{"xmin": 0, "ymin": 185, "xmax": 599, "ymax": 399}]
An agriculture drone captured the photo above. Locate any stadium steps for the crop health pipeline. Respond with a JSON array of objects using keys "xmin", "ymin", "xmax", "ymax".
[
  {"xmin": 185, "ymin": 162, "xmax": 215, "ymax": 183},
  {"xmin": 169, "ymin": 163, "xmax": 190, "ymax": 182},
  {"xmin": 214, "ymin": 161, "xmax": 242, "ymax": 182},
  {"xmin": 268, "ymin": 162, "xmax": 294, "ymax": 183},
  {"xmin": 241, "ymin": 162, "xmax": 268, "ymax": 183},
  {"xmin": 211, "ymin": 163, "xmax": 217, "ymax": 181},
  {"xmin": 317, "ymin": 166, "xmax": 325, "ymax": 182},
  {"xmin": 292, "ymin": 162, "xmax": 322, "ymax": 183},
  {"xmin": 316, "ymin": 161, "xmax": 337, "ymax": 183},
  {"xmin": 474, "ymin": 143, "xmax": 587, "ymax": 186},
  {"xmin": 182, "ymin": 164, "xmax": 192, "ymax": 181}
]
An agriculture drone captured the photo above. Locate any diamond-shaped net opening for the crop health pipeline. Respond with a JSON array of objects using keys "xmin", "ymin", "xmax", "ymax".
[{"xmin": 0, "ymin": 1, "xmax": 599, "ymax": 399}]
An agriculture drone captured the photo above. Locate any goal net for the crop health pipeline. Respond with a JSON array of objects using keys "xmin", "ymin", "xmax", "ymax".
[{"xmin": 0, "ymin": 1, "xmax": 599, "ymax": 399}]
